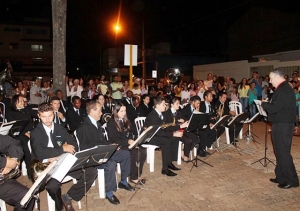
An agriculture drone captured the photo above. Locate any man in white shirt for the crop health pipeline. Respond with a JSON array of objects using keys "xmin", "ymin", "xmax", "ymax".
[
  {"xmin": 30, "ymin": 78, "xmax": 43, "ymax": 107},
  {"xmin": 110, "ymin": 76, "xmax": 124, "ymax": 104}
]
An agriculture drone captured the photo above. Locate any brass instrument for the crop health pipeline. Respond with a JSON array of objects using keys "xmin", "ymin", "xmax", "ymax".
[
  {"xmin": 30, "ymin": 159, "xmax": 49, "ymax": 182},
  {"xmin": 0, "ymin": 168, "xmax": 20, "ymax": 185},
  {"xmin": 217, "ymin": 103, "xmax": 224, "ymax": 118},
  {"xmin": 102, "ymin": 113, "xmax": 112, "ymax": 123},
  {"xmin": 160, "ymin": 122, "xmax": 176, "ymax": 129}
]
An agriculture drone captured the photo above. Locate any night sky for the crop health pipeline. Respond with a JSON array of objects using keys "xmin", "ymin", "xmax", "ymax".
[{"xmin": 0, "ymin": 0, "xmax": 299, "ymax": 75}]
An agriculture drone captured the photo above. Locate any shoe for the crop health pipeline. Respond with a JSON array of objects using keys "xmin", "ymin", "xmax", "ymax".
[
  {"xmin": 269, "ymin": 178, "xmax": 279, "ymax": 184},
  {"xmin": 106, "ymin": 195, "xmax": 120, "ymax": 205},
  {"xmin": 61, "ymin": 194, "xmax": 75, "ymax": 211},
  {"xmin": 130, "ymin": 178, "xmax": 146, "ymax": 185},
  {"xmin": 198, "ymin": 149, "xmax": 207, "ymax": 157},
  {"xmin": 181, "ymin": 157, "xmax": 189, "ymax": 163},
  {"xmin": 278, "ymin": 183, "xmax": 299, "ymax": 189},
  {"xmin": 231, "ymin": 142, "xmax": 237, "ymax": 146},
  {"xmin": 168, "ymin": 163, "xmax": 181, "ymax": 171},
  {"xmin": 118, "ymin": 182, "xmax": 135, "ymax": 191},
  {"xmin": 161, "ymin": 169, "xmax": 177, "ymax": 176},
  {"xmin": 235, "ymin": 139, "xmax": 239, "ymax": 142}
]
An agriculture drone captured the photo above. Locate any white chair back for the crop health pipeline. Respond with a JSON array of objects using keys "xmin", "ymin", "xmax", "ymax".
[
  {"xmin": 102, "ymin": 123, "xmax": 108, "ymax": 140},
  {"xmin": 134, "ymin": 117, "xmax": 146, "ymax": 137},
  {"xmin": 0, "ymin": 102, "xmax": 5, "ymax": 124},
  {"xmin": 0, "ymin": 121, "xmax": 16, "ymax": 135},
  {"xmin": 229, "ymin": 101, "xmax": 243, "ymax": 115}
]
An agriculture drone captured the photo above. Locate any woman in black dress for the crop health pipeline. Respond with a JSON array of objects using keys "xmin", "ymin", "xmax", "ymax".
[{"xmin": 107, "ymin": 102, "xmax": 147, "ymax": 184}]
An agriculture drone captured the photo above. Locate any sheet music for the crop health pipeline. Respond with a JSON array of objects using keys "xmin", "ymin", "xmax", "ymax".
[
  {"xmin": 49, "ymin": 153, "xmax": 77, "ymax": 182},
  {"xmin": 254, "ymin": 100, "xmax": 267, "ymax": 117}
]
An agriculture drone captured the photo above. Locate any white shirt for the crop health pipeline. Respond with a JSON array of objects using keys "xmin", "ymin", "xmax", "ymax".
[
  {"xmin": 204, "ymin": 101, "xmax": 211, "ymax": 114},
  {"xmin": 88, "ymin": 115, "xmax": 98, "ymax": 128},
  {"xmin": 70, "ymin": 85, "xmax": 83, "ymax": 99},
  {"xmin": 181, "ymin": 90, "xmax": 190, "ymax": 102}
]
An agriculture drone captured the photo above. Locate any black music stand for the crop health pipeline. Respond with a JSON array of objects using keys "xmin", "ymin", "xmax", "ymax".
[
  {"xmin": 243, "ymin": 112, "xmax": 261, "ymax": 148},
  {"xmin": 128, "ymin": 125, "xmax": 162, "ymax": 203},
  {"xmin": 185, "ymin": 112, "xmax": 213, "ymax": 171},
  {"xmin": 222, "ymin": 112, "xmax": 249, "ymax": 155},
  {"xmin": 251, "ymin": 100, "xmax": 276, "ymax": 167},
  {"xmin": 8, "ymin": 119, "xmax": 30, "ymax": 137},
  {"xmin": 209, "ymin": 115, "xmax": 231, "ymax": 160}
]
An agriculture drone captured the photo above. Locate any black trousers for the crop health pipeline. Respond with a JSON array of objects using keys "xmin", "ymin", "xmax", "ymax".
[
  {"xmin": 15, "ymin": 135, "xmax": 32, "ymax": 179},
  {"xmin": 272, "ymin": 123, "xmax": 299, "ymax": 186},
  {"xmin": 215, "ymin": 123, "xmax": 243, "ymax": 143},
  {"xmin": 182, "ymin": 132, "xmax": 199, "ymax": 157},
  {"xmin": 129, "ymin": 147, "xmax": 147, "ymax": 180},
  {"xmin": 98, "ymin": 150, "xmax": 131, "ymax": 193},
  {"xmin": 197, "ymin": 128, "xmax": 216, "ymax": 150},
  {"xmin": 147, "ymin": 136, "xmax": 179, "ymax": 171},
  {"xmin": 46, "ymin": 167, "xmax": 97, "ymax": 211},
  {"xmin": 0, "ymin": 179, "xmax": 35, "ymax": 211}
]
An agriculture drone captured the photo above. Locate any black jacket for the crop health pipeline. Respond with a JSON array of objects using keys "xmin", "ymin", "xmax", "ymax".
[
  {"xmin": 76, "ymin": 116, "xmax": 110, "ymax": 151},
  {"xmin": 138, "ymin": 103, "xmax": 152, "ymax": 117},
  {"xmin": 66, "ymin": 106, "xmax": 87, "ymax": 132},
  {"xmin": 0, "ymin": 135, "xmax": 24, "ymax": 168},
  {"xmin": 30, "ymin": 122, "xmax": 78, "ymax": 161},
  {"xmin": 107, "ymin": 118, "xmax": 134, "ymax": 148},
  {"xmin": 262, "ymin": 81, "xmax": 296, "ymax": 123}
]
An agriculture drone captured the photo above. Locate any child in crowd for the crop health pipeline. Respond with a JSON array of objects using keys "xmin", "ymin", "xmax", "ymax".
[{"xmin": 248, "ymin": 82, "xmax": 257, "ymax": 118}]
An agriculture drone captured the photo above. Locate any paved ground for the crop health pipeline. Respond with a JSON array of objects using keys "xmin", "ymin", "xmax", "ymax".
[{"xmin": 6, "ymin": 121, "xmax": 300, "ymax": 211}]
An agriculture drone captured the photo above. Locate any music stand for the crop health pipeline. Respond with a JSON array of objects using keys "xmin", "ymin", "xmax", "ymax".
[
  {"xmin": 209, "ymin": 115, "xmax": 231, "ymax": 160},
  {"xmin": 222, "ymin": 113, "xmax": 249, "ymax": 155},
  {"xmin": 251, "ymin": 100, "xmax": 276, "ymax": 167},
  {"xmin": 185, "ymin": 112, "xmax": 213, "ymax": 171},
  {"xmin": 243, "ymin": 112, "xmax": 261, "ymax": 148},
  {"xmin": 128, "ymin": 125, "xmax": 162, "ymax": 203},
  {"xmin": 8, "ymin": 119, "xmax": 30, "ymax": 137}
]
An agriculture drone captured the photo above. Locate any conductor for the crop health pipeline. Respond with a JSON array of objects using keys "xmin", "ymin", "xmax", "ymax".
[{"xmin": 261, "ymin": 68, "xmax": 299, "ymax": 189}]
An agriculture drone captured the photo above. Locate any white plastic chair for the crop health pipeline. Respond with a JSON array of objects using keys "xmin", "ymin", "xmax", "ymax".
[
  {"xmin": 134, "ymin": 117, "xmax": 160, "ymax": 172},
  {"xmin": 225, "ymin": 101, "xmax": 243, "ymax": 144},
  {"xmin": 0, "ymin": 121, "xmax": 16, "ymax": 135},
  {"xmin": 0, "ymin": 199, "xmax": 7, "ymax": 211},
  {"xmin": 177, "ymin": 141, "xmax": 197, "ymax": 165}
]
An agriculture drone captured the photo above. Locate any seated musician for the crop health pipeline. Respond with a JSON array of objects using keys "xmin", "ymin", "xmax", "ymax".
[
  {"xmin": 0, "ymin": 134, "xmax": 35, "ymax": 211},
  {"xmin": 144, "ymin": 96, "xmax": 188, "ymax": 176},
  {"xmin": 76, "ymin": 100, "xmax": 134, "ymax": 205},
  {"xmin": 138, "ymin": 94, "xmax": 152, "ymax": 117},
  {"xmin": 50, "ymin": 96, "xmax": 67, "ymax": 128},
  {"xmin": 54, "ymin": 89, "xmax": 68, "ymax": 112},
  {"xmin": 213, "ymin": 92, "xmax": 243, "ymax": 144},
  {"xmin": 96, "ymin": 94, "xmax": 112, "ymax": 124},
  {"xmin": 66, "ymin": 96, "xmax": 87, "ymax": 133},
  {"xmin": 30, "ymin": 103, "xmax": 97, "ymax": 211},
  {"xmin": 180, "ymin": 95, "xmax": 216, "ymax": 157},
  {"xmin": 165, "ymin": 97, "xmax": 197, "ymax": 162},
  {"xmin": 6, "ymin": 94, "xmax": 38, "ymax": 178},
  {"xmin": 107, "ymin": 102, "xmax": 147, "ymax": 185}
]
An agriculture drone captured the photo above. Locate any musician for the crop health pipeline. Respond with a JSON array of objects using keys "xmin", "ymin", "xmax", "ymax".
[
  {"xmin": 121, "ymin": 90, "xmax": 133, "ymax": 107},
  {"xmin": 6, "ymin": 94, "xmax": 37, "ymax": 179},
  {"xmin": 213, "ymin": 92, "xmax": 243, "ymax": 144},
  {"xmin": 30, "ymin": 103, "xmax": 97, "ymax": 211},
  {"xmin": 164, "ymin": 97, "xmax": 196, "ymax": 162},
  {"xmin": 76, "ymin": 100, "xmax": 134, "ymax": 205},
  {"xmin": 0, "ymin": 134, "xmax": 35, "ymax": 211},
  {"xmin": 80, "ymin": 90, "xmax": 90, "ymax": 110},
  {"xmin": 50, "ymin": 96, "xmax": 67, "ymax": 128},
  {"xmin": 66, "ymin": 96, "xmax": 87, "ymax": 133},
  {"xmin": 107, "ymin": 102, "xmax": 147, "ymax": 185},
  {"xmin": 144, "ymin": 96, "xmax": 187, "ymax": 176},
  {"xmin": 138, "ymin": 94, "xmax": 152, "ymax": 117},
  {"xmin": 54, "ymin": 89, "xmax": 68, "ymax": 113},
  {"xmin": 180, "ymin": 95, "xmax": 215, "ymax": 157},
  {"xmin": 96, "ymin": 94, "xmax": 112, "ymax": 124}
]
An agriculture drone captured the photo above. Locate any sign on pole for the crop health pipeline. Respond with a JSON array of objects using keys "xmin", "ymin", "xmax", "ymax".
[
  {"xmin": 152, "ymin": 70, "xmax": 157, "ymax": 78},
  {"xmin": 124, "ymin": 44, "xmax": 138, "ymax": 66}
]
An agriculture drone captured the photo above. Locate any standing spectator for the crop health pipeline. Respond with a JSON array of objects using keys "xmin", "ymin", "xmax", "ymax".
[
  {"xmin": 110, "ymin": 76, "xmax": 124, "ymax": 104},
  {"xmin": 230, "ymin": 86, "xmax": 239, "ymax": 101},
  {"xmin": 217, "ymin": 76, "xmax": 226, "ymax": 98},
  {"xmin": 132, "ymin": 83, "xmax": 141, "ymax": 98},
  {"xmin": 261, "ymin": 68, "xmax": 299, "ymax": 189},
  {"xmin": 248, "ymin": 82, "xmax": 257, "ymax": 118},
  {"xmin": 238, "ymin": 78, "xmax": 250, "ymax": 112},
  {"xmin": 88, "ymin": 83, "xmax": 97, "ymax": 99},
  {"xmin": 29, "ymin": 78, "xmax": 43, "ymax": 107},
  {"xmin": 121, "ymin": 80, "xmax": 130, "ymax": 101},
  {"xmin": 189, "ymin": 83, "xmax": 196, "ymax": 97},
  {"xmin": 196, "ymin": 80, "xmax": 207, "ymax": 101},
  {"xmin": 140, "ymin": 78, "xmax": 148, "ymax": 95},
  {"xmin": 204, "ymin": 73, "xmax": 216, "ymax": 96},
  {"xmin": 70, "ymin": 78, "xmax": 83, "ymax": 100},
  {"xmin": 181, "ymin": 84, "xmax": 190, "ymax": 104},
  {"xmin": 249, "ymin": 71, "xmax": 262, "ymax": 100}
]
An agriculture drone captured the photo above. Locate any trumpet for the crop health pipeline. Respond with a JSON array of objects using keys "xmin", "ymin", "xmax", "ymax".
[
  {"xmin": 30, "ymin": 159, "xmax": 49, "ymax": 182},
  {"xmin": 216, "ymin": 103, "xmax": 224, "ymax": 118}
]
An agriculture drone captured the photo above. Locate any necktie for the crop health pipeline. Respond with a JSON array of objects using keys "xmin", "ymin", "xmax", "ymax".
[
  {"xmin": 76, "ymin": 109, "xmax": 80, "ymax": 116},
  {"xmin": 209, "ymin": 105, "xmax": 212, "ymax": 113},
  {"xmin": 54, "ymin": 112, "xmax": 60, "ymax": 124},
  {"xmin": 49, "ymin": 130, "xmax": 56, "ymax": 147},
  {"xmin": 159, "ymin": 114, "xmax": 163, "ymax": 120}
]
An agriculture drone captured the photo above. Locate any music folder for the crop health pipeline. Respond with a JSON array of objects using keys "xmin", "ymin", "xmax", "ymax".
[
  {"xmin": 227, "ymin": 112, "xmax": 249, "ymax": 126},
  {"xmin": 9, "ymin": 119, "xmax": 30, "ymax": 137},
  {"xmin": 186, "ymin": 112, "xmax": 211, "ymax": 132},
  {"xmin": 254, "ymin": 100, "xmax": 268, "ymax": 117},
  {"xmin": 128, "ymin": 125, "xmax": 161, "ymax": 150},
  {"xmin": 210, "ymin": 115, "xmax": 231, "ymax": 130},
  {"xmin": 69, "ymin": 145, "xmax": 118, "ymax": 172}
]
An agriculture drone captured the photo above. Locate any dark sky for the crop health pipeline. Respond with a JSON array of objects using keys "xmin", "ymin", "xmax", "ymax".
[{"xmin": 0, "ymin": 0, "xmax": 299, "ymax": 74}]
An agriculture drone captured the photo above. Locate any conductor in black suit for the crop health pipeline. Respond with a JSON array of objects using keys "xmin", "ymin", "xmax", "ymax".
[
  {"xmin": 66, "ymin": 96, "xmax": 87, "ymax": 133},
  {"xmin": 144, "ymin": 96, "xmax": 188, "ymax": 176}
]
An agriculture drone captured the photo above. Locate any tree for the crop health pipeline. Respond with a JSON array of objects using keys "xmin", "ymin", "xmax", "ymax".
[{"xmin": 52, "ymin": 0, "xmax": 67, "ymax": 100}]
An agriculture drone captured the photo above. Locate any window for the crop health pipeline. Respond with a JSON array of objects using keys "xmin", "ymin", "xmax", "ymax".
[
  {"xmin": 31, "ymin": 45, "xmax": 43, "ymax": 51},
  {"xmin": 9, "ymin": 43, "xmax": 19, "ymax": 49}
]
